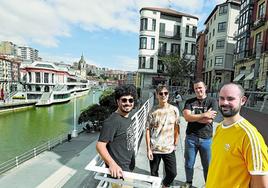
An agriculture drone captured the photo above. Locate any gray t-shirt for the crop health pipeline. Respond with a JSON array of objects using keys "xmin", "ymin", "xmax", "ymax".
[{"xmin": 98, "ymin": 112, "xmax": 135, "ymax": 171}]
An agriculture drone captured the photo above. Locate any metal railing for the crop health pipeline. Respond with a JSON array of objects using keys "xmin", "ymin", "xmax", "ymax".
[
  {"xmin": 245, "ymin": 91, "xmax": 268, "ymax": 114},
  {"xmin": 84, "ymin": 94, "xmax": 162, "ymax": 188},
  {"xmin": 0, "ymin": 134, "xmax": 68, "ymax": 175}
]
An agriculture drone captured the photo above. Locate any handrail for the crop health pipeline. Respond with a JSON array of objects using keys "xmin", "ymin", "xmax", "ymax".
[
  {"xmin": 84, "ymin": 94, "xmax": 162, "ymax": 187},
  {"xmin": 85, "ymin": 155, "xmax": 162, "ymax": 188},
  {"xmin": 0, "ymin": 134, "xmax": 67, "ymax": 175}
]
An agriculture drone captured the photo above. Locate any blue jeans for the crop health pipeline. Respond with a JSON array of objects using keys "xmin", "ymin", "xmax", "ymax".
[{"xmin": 184, "ymin": 134, "xmax": 211, "ymax": 183}]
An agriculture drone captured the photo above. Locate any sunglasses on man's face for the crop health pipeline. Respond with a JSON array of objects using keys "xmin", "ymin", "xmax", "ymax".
[
  {"xmin": 120, "ymin": 98, "xmax": 134, "ymax": 103},
  {"xmin": 158, "ymin": 92, "xmax": 169, "ymax": 96}
]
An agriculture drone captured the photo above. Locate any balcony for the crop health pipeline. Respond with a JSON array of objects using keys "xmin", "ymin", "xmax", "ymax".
[
  {"xmin": 251, "ymin": 17, "xmax": 266, "ymax": 30},
  {"xmin": 159, "ymin": 31, "xmax": 181, "ymax": 40},
  {"xmin": 158, "ymin": 49, "xmax": 180, "ymax": 57}
]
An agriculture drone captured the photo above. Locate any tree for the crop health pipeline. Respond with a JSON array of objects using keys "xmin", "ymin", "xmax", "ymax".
[
  {"xmin": 78, "ymin": 88, "xmax": 117, "ymax": 125},
  {"xmin": 159, "ymin": 53, "xmax": 195, "ymax": 85}
]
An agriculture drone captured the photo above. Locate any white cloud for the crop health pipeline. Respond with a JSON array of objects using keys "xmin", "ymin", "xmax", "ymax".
[
  {"xmin": 0, "ymin": 0, "xmax": 70, "ymax": 47},
  {"xmin": 110, "ymin": 56, "xmax": 138, "ymax": 71}
]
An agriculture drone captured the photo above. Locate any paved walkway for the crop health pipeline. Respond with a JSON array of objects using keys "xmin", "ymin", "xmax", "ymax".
[{"xmin": 0, "ymin": 113, "xmax": 220, "ymax": 188}]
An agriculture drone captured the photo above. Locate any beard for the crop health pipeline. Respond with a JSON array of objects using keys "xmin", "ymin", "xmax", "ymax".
[
  {"xmin": 219, "ymin": 105, "xmax": 240, "ymax": 117},
  {"xmin": 119, "ymin": 105, "xmax": 133, "ymax": 113}
]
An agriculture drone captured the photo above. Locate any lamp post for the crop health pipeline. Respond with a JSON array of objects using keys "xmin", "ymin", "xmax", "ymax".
[
  {"xmin": 71, "ymin": 92, "xmax": 78, "ymax": 137},
  {"xmin": 92, "ymin": 90, "xmax": 95, "ymax": 104}
]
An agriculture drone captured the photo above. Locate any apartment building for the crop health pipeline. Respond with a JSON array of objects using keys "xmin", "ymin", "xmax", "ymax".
[
  {"xmin": 0, "ymin": 41, "xmax": 17, "ymax": 56},
  {"xmin": 138, "ymin": 7, "xmax": 198, "ymax": 89},
  {"xmin": 0, "ymin": 55, "xmax": 21, "ymax": 95},
  {"xmin": 17, "ymin": 46, "xmax": 40, "ymax": 61},
  {"xmin": 234, "ymin": 0, "xmax": 268, "ymax": 91},
  {"xmin": 203, "ymin": 0, "xmax": 240, "ymax": 91}
]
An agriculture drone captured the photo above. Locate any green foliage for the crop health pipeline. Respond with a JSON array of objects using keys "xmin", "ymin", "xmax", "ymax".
[
  {"xmin": 159, "ymin": 53, "xmax": 194, "ymax": 83},
  {"xmin": 78, "ymin": 89, "xmax": 117, "ymax": 124}
]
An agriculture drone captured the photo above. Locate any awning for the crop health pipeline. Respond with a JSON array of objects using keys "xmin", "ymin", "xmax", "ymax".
[
  {"xmin": 233, "ymin": 73, "xmax": 245, "ymax": 82},
  {"xmin": 244, "ymin": 72, "xmax": 254, "ymax": 81}
]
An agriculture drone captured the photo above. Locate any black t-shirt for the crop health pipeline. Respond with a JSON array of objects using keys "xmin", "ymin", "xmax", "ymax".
[
  {"xmin": 98, "ymin": 112, "xmax": 135, "ymax": 171},
  {"xmin": 183, "ymin": 96, "xmax": 218, "ymax": 138}
]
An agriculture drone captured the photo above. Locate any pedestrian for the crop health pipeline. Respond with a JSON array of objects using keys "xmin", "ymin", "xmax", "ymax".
[
  {"xmin": 206, "ymin": 83, "xmax": 268, "ymax": 188},
  {"xmin": 96, "ymin": 84, "xmax": 137, "ymax": 188},
  {"xmin": 173, "ymin": 91, "xmax": 182, "ymax": 111},
  {"xmin": 181, "ymin": 80, "xmax": 217, "ymax": 188},
  {"xmin": 146, "ymin": 85, "xmax": 180, "ymax": 188}
]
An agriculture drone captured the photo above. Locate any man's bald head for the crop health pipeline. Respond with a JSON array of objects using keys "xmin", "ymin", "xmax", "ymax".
[{"xmin": 220, "ymin": 83, "xmax": 245, "ymax": 97}]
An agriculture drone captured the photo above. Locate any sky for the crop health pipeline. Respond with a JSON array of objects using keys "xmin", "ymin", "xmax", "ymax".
[{"xmin": 0, "ymin": 0, "xmax": 225, "ymax": 71}]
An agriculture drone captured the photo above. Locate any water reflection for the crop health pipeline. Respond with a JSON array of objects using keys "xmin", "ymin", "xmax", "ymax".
[{"xmin": 0, "ymin": 90, "xmax": 101, "ymax": 163}]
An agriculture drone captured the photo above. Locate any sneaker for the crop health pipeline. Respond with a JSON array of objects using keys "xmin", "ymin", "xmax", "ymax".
[{"xmin": 180, "ymin": 182, "xmax": 192, "ymax": 188}]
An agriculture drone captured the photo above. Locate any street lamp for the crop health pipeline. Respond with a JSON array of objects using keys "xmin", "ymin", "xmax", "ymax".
[
  {"xmin": 92, "ymin": 90, "xmax": 95, "ymax": 104},
  {"xmin": 71, "ymin": 92, "xmax": 78, "ymax": 137}
]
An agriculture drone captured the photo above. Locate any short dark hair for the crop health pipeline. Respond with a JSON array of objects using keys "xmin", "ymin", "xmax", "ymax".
[
  {"xmin": 193, "ymin": 79, "xmax": 205, "ymax": 85},
  {"xmin": 156, "ymin": 85, "xmax": 169, "ymax": 93},
  {"xmin": 114, "ymin": 84, "xmax": 137, "ymax": 101}
]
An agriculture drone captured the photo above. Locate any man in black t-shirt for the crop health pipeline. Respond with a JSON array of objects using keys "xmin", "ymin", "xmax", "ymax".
[
  {"xmin": 181, "ymin": 80, "xmax": 217, "ymax": 188},
  {"xmin": 96, "ymin": 84, "xmax": 137, "ymax": 182}
]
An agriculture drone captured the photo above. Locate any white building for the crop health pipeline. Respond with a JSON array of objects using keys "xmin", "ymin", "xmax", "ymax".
[
  {"xmin": 138, "ymin": 7, "xmax": 198, "ymax": 90},
  {"xmin": 203, "ymin": 0, "xmax": 240, "ymax": 91},
  {"xmin": 17, "ymin": 46, "xmax": 40, "ymax": 61}
]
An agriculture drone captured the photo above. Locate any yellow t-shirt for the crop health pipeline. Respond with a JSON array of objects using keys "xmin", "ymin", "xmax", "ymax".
[{"xmin": 206, "ymin": 118, "xmax": 268, "ymax": 188}]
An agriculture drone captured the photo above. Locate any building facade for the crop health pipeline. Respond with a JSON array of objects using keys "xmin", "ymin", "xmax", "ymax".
[
  {"xmin": 138, "ymin": 7, "xmax": 198, "ymax": 90},
  {"xmin": 0, "ymin": 55, "xmax": 21, "ymax": 99},
  {"xmin": 234, "ymin": 0, "xmax": 268, "ymax": 91},
  {"xmin": 203, "ymin": 0, "xmax": 240, "ymax": 91},
  {"xmin": 17, "ymin": 46, "xmax": 40, "ymax": 61},
  {"xmin": 196, "ymin": 31, "xmax": 206, "ymax": 80}
]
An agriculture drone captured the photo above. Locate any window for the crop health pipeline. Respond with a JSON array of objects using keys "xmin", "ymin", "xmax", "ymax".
[
  {"xmin": 139, "ymin": 57, "xmax": 146, "ymax": 69},
  {"xmin": 186, "ymin": 25, "xmax": 189, "ymax": 36},
  {"xmin": 159, "ymin": 23, "xmax": 165, "ymax": 34},
  {"xmin": 159, "ymin": 42, "xmax": 167, "ymax": 54},
  {"xmin": 211, "ymin": 44, "xmax": 214, "ymax": 52},
  {"xmin": 174, "ymin": 25, "xmax": 180, "ymax": 37},
  {"xmin": 139, "ymin": 37, "xmax": 147, "ymax": 49},
  {"xmin": 140, "ymin": 18, "xmax": 148, "ymax": 31},
  {"xmin": 151, "ymin": 38, "xmax": 155, "ymax": 50},
  {"xmin": 44, "ymin": 73, "xmax": 49, "ymax": 83},
  {"xmin": 219, "ymin": 5, "xmax": 227, "ymax": 15},
  {"xmin": 150, "ymin": 57, "xmax": 154, "ymax": 69},
  {"xmin": 192, "ymin": 26, "xmax": 197, "ymax": 38},
  {"xmin": 216, "ymin": 39, "xmax": 225, "ymax": 49},
  {"xmin": 213, "ymin": 28, "xmax": 215, "ymax": 36},
  {"xmin": 191, "ymin": 44, "xmax": 196, "ymax": 55},
  {"xmin": 214, "ymin": 14, "xmax": 216, "ymax": 20},
  {"xmin": 258, "ymin": 2, "xmax": 265, "ymax": 18},
  {"xmin": 152, "ymin": 19, "xmax": 156, "ymax": 31},
  {"xmin": 171, "ymin": 43, "xmax": 180, "ymax": 54},
  {"xmin": 255, "ymin": 32, "xmax": 261, "ymax": 51},
  {"xmin": 35, "ymin": 72, "xmax": 40, "ymax": 83},
  {"xmin": 218, "ymin": 22, "xmax": 226, "ymax": 32},
  {"xmin": 185, "ymin": 43, "xmax": 188, "ymax": 54},
  {"xmin": 215, "ymin": 56, "xmax": 223, "ymax": 66},
  {"xmin": 209, "ymin": 32, "xmax": 211, "ymax": 40}
]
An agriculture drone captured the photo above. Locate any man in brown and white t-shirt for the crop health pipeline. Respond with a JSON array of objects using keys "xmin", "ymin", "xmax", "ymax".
[{"xmin": 146, "ymin": 85, "xmax": 180, "ymax": 188}]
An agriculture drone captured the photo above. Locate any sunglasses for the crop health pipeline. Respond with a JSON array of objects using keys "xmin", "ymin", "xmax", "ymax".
[
  {"xmin": 121, "ymin": 98, "xmax": 134, "ymax": 103},
  {"xmin": 159, "ymin": 92, "xmax": 169, "ymax": 96}
]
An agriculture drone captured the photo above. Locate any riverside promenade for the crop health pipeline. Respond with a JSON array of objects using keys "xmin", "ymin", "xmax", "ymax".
[
  {"xmin": 0, "ymin": 101, "xmax": 267, "ymax": 187},
  {"xmin": 0, "ymin": 113, "xmax": 213, "ymax": 188}
]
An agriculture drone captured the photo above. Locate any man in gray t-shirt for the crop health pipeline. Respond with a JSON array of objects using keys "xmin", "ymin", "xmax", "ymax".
[{"xmin": 96, "ymin": 84, "xmax": 137, "ymax": 179}]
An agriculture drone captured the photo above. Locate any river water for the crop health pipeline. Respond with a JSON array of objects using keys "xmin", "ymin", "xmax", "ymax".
[{"xmin": 0, "ymin": 90, "xmax": 102, "ymax": 163}]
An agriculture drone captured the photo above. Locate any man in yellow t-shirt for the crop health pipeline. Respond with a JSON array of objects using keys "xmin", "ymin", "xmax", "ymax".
[{"xmin": 206, "ymin": 83, "xmax": 268, "ymax": 188}]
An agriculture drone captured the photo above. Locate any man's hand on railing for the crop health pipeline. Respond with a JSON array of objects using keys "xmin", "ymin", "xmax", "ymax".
[{"xmin": 109, "ymin": 161, "xmax": 124, "ymax": 179}]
